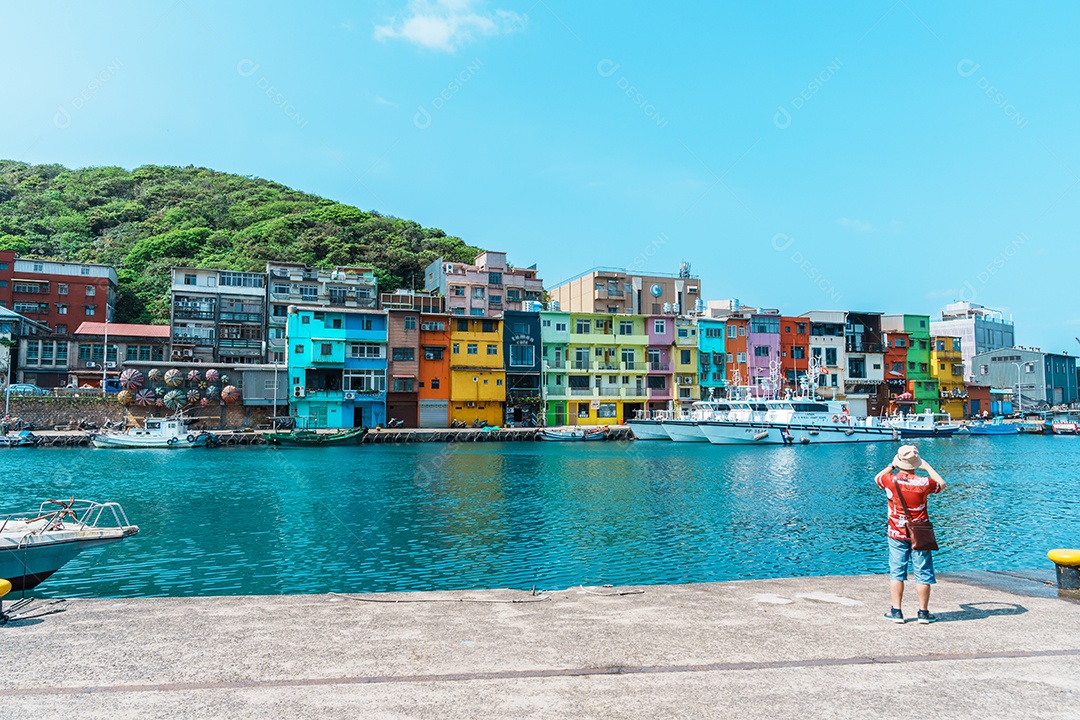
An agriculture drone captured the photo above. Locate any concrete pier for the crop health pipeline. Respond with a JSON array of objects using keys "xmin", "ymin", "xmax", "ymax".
[{"xmin": 2, "ymin": 572, "xmax": 1077, "ymax": 718}]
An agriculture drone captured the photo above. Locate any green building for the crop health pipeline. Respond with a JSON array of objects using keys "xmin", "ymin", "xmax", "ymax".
[{"xmin": 883, "ymin": 314, "xmax": 939, "ymax": 413}]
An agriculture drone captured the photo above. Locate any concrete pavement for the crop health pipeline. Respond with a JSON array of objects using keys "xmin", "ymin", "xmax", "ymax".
[{"xmin": 2, "ymin": 572, "xmax": 1077, "ymax": 718}]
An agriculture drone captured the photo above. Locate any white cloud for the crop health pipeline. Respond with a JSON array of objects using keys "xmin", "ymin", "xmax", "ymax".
[
  {"xmin": 835, "ymin": 217, "xmax": 876, "ymax": 233},
  {"xmin": 373, "ymin": 96, "xmax": 397, "ymax": 107},
  {"xmin": 374, "ymin": 1, "xmax": 525, "ymax": 52}
]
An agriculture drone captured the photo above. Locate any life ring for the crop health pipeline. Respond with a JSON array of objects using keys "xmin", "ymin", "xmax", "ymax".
[
  {"xmin": 840, "ymin": 415, "xmax": 850, "ymax": 424},
  {"xmin": 187, "ymin": 434, "xmax": 196, "ymax": 443},
  {"xmin": 167, "ymin": 437, "xmax": 178, "ymax": 445},
  {"xmin": 831, "ymin": 415, "xmax": 839, "ymax": 422}
]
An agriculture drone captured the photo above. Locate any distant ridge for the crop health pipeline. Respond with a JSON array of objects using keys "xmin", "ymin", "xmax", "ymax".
[{"xmin": 0, "ymin": 161, "xmax": 481, "ymax": 323}]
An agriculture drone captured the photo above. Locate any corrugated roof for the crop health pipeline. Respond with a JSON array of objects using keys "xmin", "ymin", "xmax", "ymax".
[{"xmin": 74, "ymin": 322, "xmax": 170, "ymax": 338}]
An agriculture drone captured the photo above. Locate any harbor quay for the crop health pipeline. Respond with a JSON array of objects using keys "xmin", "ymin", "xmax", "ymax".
[{"xmin": 2, "ymin": 573, "xmax": 1077, "ymax": 718}]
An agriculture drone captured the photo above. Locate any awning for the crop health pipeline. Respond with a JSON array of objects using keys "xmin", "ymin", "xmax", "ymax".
[{"xmin": 392, "ymin": 374, "xmax": 416, "ymax": 379}]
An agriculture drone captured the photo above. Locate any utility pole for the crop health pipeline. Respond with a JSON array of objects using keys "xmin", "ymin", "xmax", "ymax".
[{"xmin": 102, "ymin": 318, "xmax": 109, "ymax": 395}]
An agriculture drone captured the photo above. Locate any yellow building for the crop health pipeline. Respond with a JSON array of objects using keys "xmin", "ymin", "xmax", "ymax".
[
  {"xmin": 673, "ymin": 317, "xmax": 700, "ymax": 408},
  {"xmin": 931, "ymin": 336, "xmax": 966, "ymax": 419},
  {"xmin": 449, "ymin": 316, "xmax": 505, "ymax": 425},
  {"xmin": 562, "ymin": 312, "xmax": 649, "ymax": 425}
]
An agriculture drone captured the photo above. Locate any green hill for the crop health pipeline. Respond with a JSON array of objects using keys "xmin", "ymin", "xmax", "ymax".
[{"xmin": 0, "ymin": 161, "xmax": 481, "ymax": 323}]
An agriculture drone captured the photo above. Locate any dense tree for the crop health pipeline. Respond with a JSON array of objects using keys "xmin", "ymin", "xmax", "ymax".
[{"xmin": 0, "ymin": 161, "xmax": 481, "ymax": 323}]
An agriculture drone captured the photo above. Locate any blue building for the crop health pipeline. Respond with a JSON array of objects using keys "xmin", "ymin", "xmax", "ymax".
[
  {"xmin": 502, "ymin": 310, "xmax": 542, "ymax": 426},
  {"xmin": 697, "ymin": 317, "xmax": 726, "ymax": 399},
  {"xmin": 286, "ymin": 306, "xmax": 388, "ymax": 428}
]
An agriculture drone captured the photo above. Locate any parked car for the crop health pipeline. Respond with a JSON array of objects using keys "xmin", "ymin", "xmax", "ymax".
[{"xmin": 5, "ymin": 383, "xmax": 50, "ymax": 396}]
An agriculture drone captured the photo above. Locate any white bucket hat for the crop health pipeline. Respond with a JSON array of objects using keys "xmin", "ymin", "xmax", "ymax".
[{"xmin": 892, "ymin": 444, "xmax": 925, "ymax": 472}]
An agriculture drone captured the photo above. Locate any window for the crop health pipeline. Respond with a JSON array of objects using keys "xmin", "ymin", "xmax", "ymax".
[
  {"xmin": 797, "ymin": 323, "xmax": 807, "ymax": 334},
  {"xmin": 482, "ymin": 320, "xmax": 495, "ymax": 333},
  {"xmin": 54, "ymin": 324, "xmax": 66, "ymax": 335},
  {"xmin": 738, "ymin": 326, "xmax": 745, "ymax": 336},
  {"xmin": 404, "ymin": 316, "xmax": 417, "ymax": 330},
  {"xmin": 393, "ymin": 378, "xmax": 414, "ymax": 392},
  {"xmin": 727, "ymin": 353, "xmax": 733, "ymax": 363},
  {"xmin": 620, "ymin": 320, "xmax": 634, "ymax": 335},
  {"xmin": 727, "ymin": 326, "xmax": 737, "ymax": 339},
  {"xmin": 595, "ymin": 320, "xmax": 605, "ymax": 329},
  {"xmin": 556, "ymin": 322, "xmax": 567, "ymax": 332},
  {"xmin": 33, "ymin": 262, "xmax": 44, "ymax": 272},
  {"xmin": 219, "ymin": 272, "xmax": 264, "ymax": 288},
  {"xmin": 424, "ymin": 347, "xmax": 444, "ymax": 360},
  {"xmin": 80, "ymin": 266, "xmax": 89, "ymax": 275},
  {"xmin": 295, "ymin": 345, "xmax": 304, "ymax": 354},
  {"xmin": 577, "ymin": 402, "xmax": 590, "ymax": 418},
  {"xmin": 895, "ymin": 338, "xmax": 906, "ymax": 347},
  {"xmin": 488, "ymin": 272, "xmax": 502, "ymax": 286},
  {"xmin": 183, "ymin": 273, "xmax": 197, "ymax": 286},
  {"xmin": 681, "ymin": 349, "xmax": 691, "ymax": 364},
  {"xmin": 392, "ymin": 348, "xmax": 415, "ymax": 361},
  {"xmin": 825, "ymin": 348, "xmax": 837, "ymax": 366},
  {"xmin": 431, "ymin": 378, "xmax": 440, "ymax": 389},
  {"xmin": 575, "ymin": 320, "xmax": 590, "ymax": 334},
  {"xmin": 542, "ymin": 319, "xmax": 551, "ymax": 327},
  {"xmin": 469, "ymin": 308, "xmax": 485, "ymax": 316},
  {"xmin": 737, "ymin": 352, "xmax": 747, "ymax": 364},
  {"xmin": 457, "ymin": 320, "xmax": 469, "ymax": 332},
  {"xmin": 653, "ymin": 319, "xmax": 666, "ymax": 334},
  {"xmin": 754, "ymin": 346, "xmax": 770, "ymax": 357},
  {"xmin": 486, "ymin": 344, "xmax": 498, "ymax": 355},
  {"xmin": 57, "ymin": 283, "xmax": 68, "ymax": 295},
  {"xmin": 705, "ymin": 327, "xmax": 723, "ymax": 338},
  {"xmin": 506, "ymin": 289, "xmax": 521, "ymax": 302},
  {"xmin": 677, "ymin": 328, "xmax": 688, "ymax": 338},
  {"xmin": 272, "ymin": 283, "xmax": 290, "ymax": 295},
  {"xmin": 350, "ymin": 343, "xmax": 384, "ymax": 359},
  {"xmin": 471, "ymin": 287, "xmax": 485, "ymax": 300},
  {"xmin": 597, "ymin": 403, "xmax": 617, "ymax": 419},
  {"xmin": 467, "ymin": 344, "xmax": 478, "ymax": 355},
  {"xmin": 919, "ymin": 341, "xmax": 927, "ymax": 350},
  {"xmin": 319, "ymin": 343, "xmax": 333, "ymax": 356},
  {"xmin": 85, "ymin": 305, "xmax": 96, "ymax": 316},
  {"xmin": 452, "ymin": 286, "xmax": 465, "ymax": 296},
  {"xmin": 344, "ymin": 369, "xmax": 386, "ymax": 393},
  {"xmin": 489, "ymin": 295, "xmax": 502, "ymax": 306},
  {"xmin": 908, "ymin": 362, "xmax": 915, "ymax": 371},
  {"xmin": 85, "ymin": 285, "xmax": 95, "ymax": 296},
  {"xmin": 892, "ymin": 362, "xmax": 904, "ymax": 372},
  {"xmin": 300, "ymin": 286, "xmax": 317, "ymax": 299},
  {"xmin": 792, "ymin": 346, "xmax": 805, "ymax": 360},
  {"xmin": 750, "ymin": 317, "xmax": 780, "ymax": 334},
  {"xmin": 452, "ymin": 343, "xmax": 460, "ymax": 354}
]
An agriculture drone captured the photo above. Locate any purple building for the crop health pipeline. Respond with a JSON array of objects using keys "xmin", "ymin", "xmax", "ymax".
[
  {"xmin": 747, "ymin": 312, "xmax": 781, "ymax": 396},
  {"xmin": 645, "ymin": 314, "xmax": 674, "ymax": 413}
]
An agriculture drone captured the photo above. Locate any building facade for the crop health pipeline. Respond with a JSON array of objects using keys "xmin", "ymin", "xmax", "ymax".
[
  {"xmin": 673, "ymin": 317, "xmax": 699, "ymax": 407},
  {"xmin": 385, "ymin": 308, "xmax": 421, "ymax": 427},
  {"xmin": 424, "ymin": 251, "xmax": 543, "ymax": 317},
  {"xmin": 802, "ymin": 311, "xmax": 847, "ymax": 395},
  {"xmin": 970, "ymin": 348, "xmax": 1078, "ymax": 409},
  {"xmin": 747, "ymin": 312, "xmax": 781, "ymax": 396},
  {"xmin": 3, "ymin": 306, "xmax": 53, "ymax": 386},
  {"xmin": 779, "ymin": 316, "xmax": 810, "ymax": 393},
  {"xmin": 417, "ymin": 311, "xmax": 452, "ymax": 428},
  {"xmin": 286, "ymin": 306, "xmax": 387, "ymax": 428},
  {"xmin": 883, "ymin": 315, "xmax": 938, "ymax": 412},
  {"xmin": 503, "ymin": 310, "xmax": 542, "ymax": 426},
  {"xmin": 645, "ymin": 315, "xmax": 675, "ymax": 414},
  {"xmin": 931, "ymin": 336, "xmax": 966, "ymax": 419},
  {"xmin": 930, "ymin": 302, "xmax": 1015, "ymax": 381},
  {"xmin": 548, "ymin": 265, "xmax": 702, "ymax": 315},
  {"xmin": 449, "ymin": 316, "xmax": 505, "ymax": 425},
  {"xmin": 4, "ymin": 257, "xmax": 117, "ymax": 340},
  {"xmin": 541, "ymin": 310, "xmax": 571, "ymax": 425},
  {"xmin": 697, "ymin": 317, "xmax": 726, "ymax": 400},
  {"xmin": 267, "ymin": 262, "xmax": 378, "ymax": 364},
  {"xmin": 171, "ymin": 268, "xmax": 266, "ymax": 365},
  {"xmin": 844, "ymin": 312, "xmax": 886, "ymax": 417}
]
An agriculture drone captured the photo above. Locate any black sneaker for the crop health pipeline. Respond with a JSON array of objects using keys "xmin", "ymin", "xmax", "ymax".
[
  {"xmin": 884, "ymin": 607, "xmax": 904, "ymax": 624},
  {"xmin": 917, "ymin": 610, "xmax": 936, "ymax": 624}
]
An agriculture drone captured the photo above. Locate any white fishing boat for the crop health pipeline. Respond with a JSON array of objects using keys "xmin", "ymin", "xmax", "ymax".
[
  {"xmin": 538, "ymin": 426, "xmax": 609, "ymax": 442},
  {"xmin": 0, "ymin": 499, "xmax": 139, "ymax": 592},
  {"xmin": 882, "ymin": 410, "xmax": 962, "ymax": 438},
  {"xmin": 662, "ymin": 401, "xmax": 729, "ymax": 443},
  {"xmin": 91, "ymin": 415, "xmax": 213, "ymax": 448},
  {"xmin": 626, "ymin": 410, "xmax": 672, "ymax": 441}
]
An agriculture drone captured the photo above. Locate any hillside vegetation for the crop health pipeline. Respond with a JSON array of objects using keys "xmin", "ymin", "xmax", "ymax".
[{"xmin": 0, "ymin": 161, "xmax": 481, "ymax": 323}]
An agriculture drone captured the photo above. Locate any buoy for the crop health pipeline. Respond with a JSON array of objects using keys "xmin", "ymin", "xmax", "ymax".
[
  {"xmin": 799, "ymin": 437, "xmax": 810, "ymax": 444},
  {"xmin": 0, "ymin": 578, "xmax": 10, "ymax": 598},
  {"xmin": 753, "ymin": 431, "xmax": 770, "ymax": 441},
  {"xmin": 1048, "ymin": 549, "xmax": 1080, "ymax": 591}
]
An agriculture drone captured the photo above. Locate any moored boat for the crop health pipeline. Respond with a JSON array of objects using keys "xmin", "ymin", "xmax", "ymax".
[
  {"xmin": 965, "ymin": 417, "xmax": 1019, "ymax": 436},
  {"xmin": 700, "ymin": 398, "xmax": 896, "ymax": 445},
  {"xmin": 0, "ymin": 499, "xmax": 139, "ymax": 592},
  {"xmin": 626, "ymin": 418, "xmax": 669, "ymax": 440},
  {"xmin": 0, "ymin": 431, "xmax": 42, "ymax": 448},
  {"xmin": 882, "ymin": 411, "xmax": 962, "ymax": 438},
  {"xmin": 265, "ymin": 426, "xmax": 368, "ymax": 446},
  {"xmin": 92, "ymin": 415, "xmax": 215, "ymax": 448},
  {"xmin": 662, "ymin": 401, "xmax": 729, "ymax": 443},
  {"xmin": 538, "ymin": 426, "xmax": 608, "ymax": 441}
]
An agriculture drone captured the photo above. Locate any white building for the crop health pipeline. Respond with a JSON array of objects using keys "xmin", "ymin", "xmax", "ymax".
[{"xmin": 930, "ymin": 302, "xmax": 1015, "ymax": 381}]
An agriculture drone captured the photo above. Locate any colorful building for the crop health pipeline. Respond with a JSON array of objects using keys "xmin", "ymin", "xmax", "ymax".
[
  {"xmin": 418, "ymin": 311, "xmax": 451, "ymax": 427},
  {"xmin": 844, "ymin": 312, "xmax": 886, "ymax": 417},
  {"xmin": 424, "ymin": 251, "xmax": 543, "ymax": 317},
  {"xmin": 540, "ymin": 310, "xmax": 571, "ymax": 425},
  {"xmin": 286, "ymin": 306, "xmax": 387, "ymax": 428},
  {"xmin": 747, "ymin": 312, "xmax": 781, "ymax": 396},
  {"xmin": 673, "ymin": 316, "xmax": 699, "ymax": 407},
  {"xmin": 779, "ymin": 316, "xmax": 810, "ymax": 394},
  {"xmin": 883, "ymin": 314, "xmax": 938, "ymax": 412},
  {"xmin": 802, "ymin": 311, "xmax": 846, "ymax": 395},
  {"xmin": 449, "ymin": 316, "xmax": 505, "ymax": 425},
  {"xmin": 503, "ymin": 310, "xmax": 543, "ymax": 426},
  {"xmin": 882, "ymin": 329, "xmax": 910, "ymax": 412},
  {"xmin": 724, "ymin": 315, "xmax": 750, "ymax": 395},
  {"xmin": 931, "ymin": 336, "xmax": 966, "ymax": 419},
  {"xmin": 697, "ymin": 317, "xmax": 726, "ymax": 400},
  {"xmin": 385, "ymin": 308, "xmax": 420, "ymax": 427},
  {"xmin": 548, "ymin": 265, "xmax": 703, "ymax": 315},
  {"xmin": 644, "ymin": 314, "xmax": 675, "ymax": 413}
]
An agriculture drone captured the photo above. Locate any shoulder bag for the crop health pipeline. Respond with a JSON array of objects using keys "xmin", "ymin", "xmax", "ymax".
[{"xmin": 892, "ymin": 476, "xmax": 939, "ymax": 551}]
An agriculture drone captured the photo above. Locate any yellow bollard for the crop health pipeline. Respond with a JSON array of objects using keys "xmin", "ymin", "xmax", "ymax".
[
  {"xmin": 0, "ymin": 578, "xmax": 10, "ymax": 598},
  {"xmin": 1047, "ymin": 549, "xmax": 1080, "ymax": 592}
]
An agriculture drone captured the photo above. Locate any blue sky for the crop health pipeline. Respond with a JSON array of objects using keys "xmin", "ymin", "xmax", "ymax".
[{"xmin": 2, "ymin": 2, "xmax": 1078, "ymax": 353}]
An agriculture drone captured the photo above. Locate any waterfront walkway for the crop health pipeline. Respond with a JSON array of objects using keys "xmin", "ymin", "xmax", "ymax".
[{"xmin": 3, "ymin": 573, "xmax": 1077, "ymax": 718}]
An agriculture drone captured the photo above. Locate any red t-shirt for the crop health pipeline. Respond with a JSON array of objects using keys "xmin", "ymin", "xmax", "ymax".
[{"xmin": 875, "ymin": 470, "xmax": 942, "ymax": 541}]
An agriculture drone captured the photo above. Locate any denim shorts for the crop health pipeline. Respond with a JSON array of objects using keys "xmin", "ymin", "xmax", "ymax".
[{"xmin": 888, "ymin": 537, "xmax": 936, "ymax": 584}]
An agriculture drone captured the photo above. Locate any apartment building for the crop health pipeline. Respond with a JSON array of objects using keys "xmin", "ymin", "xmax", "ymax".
[
  {"xmin": 930, "ymin": 302, "xmax": 1015, "ymax": 381},
  {"xmin": 2, "ymin": 254, "xmax": 117, "ymax": 340},
  {"xmin": 448, "ymin": 316, "xmax": 505, "ymax": 425},
  {"xmin": 645, "ymin": 314, "xmax": 675, "ymax": 413},
  {"xmin": 540, "ymin": 310, "xmax": 572, "ymax": 425},
  {"xmin": 170, "ymin": 268, "xmax": 266, "ymax": 364},
  {"xmin": 801, "ymin": 311, "xmax": 847, "ymax": 394},
  {"xmin": 747, "ymin": 312, "xmax": 781, "ymax": 396},
  {"xmin": 779, "ymin": 316, "xmax": 810, "ymax": 392},
  {"xmin": 503, "ymin": 310, "xmax": 542, "ymax": 426},
  {"xmin": 548, "ymin": 265, "xmax": 702, "ymax": 315},
  {"xmin": 844, "ymin": 312, "xmax": 886, "ymax": 417},
  {"xmin": 424, "ymin": 251, "xmax": 543, "ymax": 317},
  {"xmin": 931, "ymin": 336, "xmax": 966, "ymax": 419},
  {"xmin": 883, "ymin": 314, "xmax": 938, "ymax": 412},
  {"xmin": 673, "ymin": 317, "xmax": 700, "ymax": 407},
  {"xmin": 697, "ymin": 317, "xmax": 726, "ymax": 400}
]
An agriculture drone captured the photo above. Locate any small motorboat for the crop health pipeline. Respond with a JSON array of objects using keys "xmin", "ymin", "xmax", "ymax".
[
  {"xmin": 265, "ymin": 426, "xmax": 367, "ymax": 446},
  {"xmin": 0, "ymin": 499, "xmax": 139, "ymax": 592},
  {"xmin": 883, "ymin": 411, "xmax": 962, "ymax": 438},
  {"xmin": 92, "ymin": 415, "xmax": 214, "ymax": 448},
  {"xmin": 0, "ymin": 431, "xmax": 42, "ymax": 448},
  {"xmin": 965, "ymin": 417, "xmax": 1019, "ymax": 436},
  {"xmin": 1051, "ymin": 421, "xmax": 1079, "ymax": 436},
  {"xmin": 538, "ymin": 426, "xmax": 609, "ymax": 442}
]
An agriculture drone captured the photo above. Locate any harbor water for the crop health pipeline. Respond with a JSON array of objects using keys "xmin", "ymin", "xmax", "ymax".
[{"xmin": 5, "ymin": 436, "xmax": 1078, "ymax": 598}]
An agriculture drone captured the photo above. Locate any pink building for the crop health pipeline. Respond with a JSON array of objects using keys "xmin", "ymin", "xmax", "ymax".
[
  {"xmin": 423, "ymin": 251, "xmax": 543, "ymax": 317},
  {"xmin": 645, "ymin": 314, "xmax": 675, "ymax": 412},
  {"xmin": 747, "ymin": 312, "xmax": 781, "ymax": 396}
]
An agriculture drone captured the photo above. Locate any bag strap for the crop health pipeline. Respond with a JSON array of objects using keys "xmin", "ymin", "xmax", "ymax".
[{"xmin": 891, "ymin": 475, "xmax": 915, "ymax": 525}]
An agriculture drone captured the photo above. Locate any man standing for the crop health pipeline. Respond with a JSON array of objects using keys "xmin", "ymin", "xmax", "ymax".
[{"xmin": 875, "ymin": 445, "xmax": 946, "ymax": 624}]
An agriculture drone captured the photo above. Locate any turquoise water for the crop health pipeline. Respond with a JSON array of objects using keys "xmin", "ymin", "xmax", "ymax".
[{"xmin": 4, "ymin": 436, "xmax": 1078, "ymax": 598}]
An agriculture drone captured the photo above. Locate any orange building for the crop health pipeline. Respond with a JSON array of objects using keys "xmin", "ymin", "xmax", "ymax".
[
  {"xmin": 883, "ymin": 330, "xmax": 911, "ymax": 413},
  {"xmin": 724, "ymin": 315, "xmax": 749, "ymax": 394},
  {"xmin": 779, "ymin": 316, "xmax": 810, "ymax": 393},
  {"xmin": 418, "ymin": 313, "xmax": 451, "ymax": 427}
]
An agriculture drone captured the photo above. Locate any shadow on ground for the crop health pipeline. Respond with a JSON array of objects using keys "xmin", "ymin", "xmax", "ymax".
[{"xmin": 935, "ymin": 601, "xmax": 1027, "ymax": 623}]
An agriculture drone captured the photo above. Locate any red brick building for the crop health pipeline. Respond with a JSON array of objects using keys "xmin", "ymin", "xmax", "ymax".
[{"xmin": 2, "ymin": 256, "xmax": 117, "ymax": 338}]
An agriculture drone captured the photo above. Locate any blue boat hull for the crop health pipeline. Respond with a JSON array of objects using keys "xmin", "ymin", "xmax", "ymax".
[{"xmin": 899, "ymin": 427, "xmax": 961, "ymax": 438}]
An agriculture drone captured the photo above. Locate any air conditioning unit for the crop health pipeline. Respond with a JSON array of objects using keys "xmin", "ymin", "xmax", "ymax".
[
  {"xmin": 85, "ymin": 361, "xmax": 97, "ymax": 368},
  {"xmin": 343, "ymin": 391, "xmax": 356, "ymax": 401},
  {"xmin": 293, "ymin": 385, "xmax": 305, "ymax": 398},
  {"xmin": 182, "ymin": 349, "xmax": 193, "ymax": 357},
  {"xmin": 105, "ymin": 361, "xmax": 116, "ymax": 368}
]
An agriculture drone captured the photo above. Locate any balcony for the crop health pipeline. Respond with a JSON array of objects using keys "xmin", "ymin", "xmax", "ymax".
[
  {"xmin": 543, "ymin": 360, "xmax": 569, "ymax": 372},
  {"xmin": 171, "ymin": 332, "xmax": 215, "ymax": 347},
  {"xmin": 623, "ymin": 386, "xmax": 648, "ymax": 399},
  {"xmin": 614, "ymin": 333, "xmax": 648, "ymax": 346},
  {"xmin": 845, "ymin": 340, "xmax": 884, "ymax": 353},
  {"xmin": 648, "ymin": 362, "xmax": 671, "ymax": 372},
  {"xmin": 598, "ymin": 387, "xmax": 621, "ymax": 397},
  {"xmin": 569, "ymin": 387, "xmax": 595, "ymax": 396},
  {"xmin": 544, "ymin": 385, "xmax": 568, "ymax": 398},
  {"xmin": 268, "ymin": 315, "xmax": 286, "ymax": 326},
  {"xmin": 648, "ymin": 387, "xmax": 673, "ymax": 399},
  {"xmin": 570, "ymin": 361, "xmax": 591, "ymax": 371},
  {"xmin": 173, "ymin": 307, "xmax": 215, "ymax": 321},
  {"xmin": 219, "ymin": 312, "xmax": 263, "ymax": 323}
]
